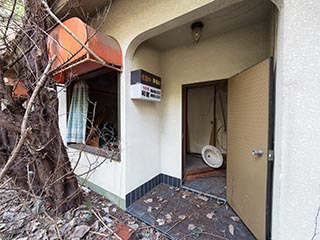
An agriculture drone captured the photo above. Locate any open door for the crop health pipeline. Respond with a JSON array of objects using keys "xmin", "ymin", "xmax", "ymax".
[{"xmin": 227, "ymin": 58, "xmax": 273, "ymax": 239}]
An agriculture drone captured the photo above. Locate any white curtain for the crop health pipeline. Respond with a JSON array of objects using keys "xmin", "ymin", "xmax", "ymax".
[{"xmin": 66, "ymin": 81, "xmax": 89, "ymax": 144}]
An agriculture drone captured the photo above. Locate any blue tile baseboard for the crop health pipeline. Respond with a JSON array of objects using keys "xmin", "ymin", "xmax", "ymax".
[
  {"xmin": 160, "ymin": 173, "xmax": 181, "ymax": 187},
  {"xmin": 125, "ymin": 173, "xmax": 181, "ymax": 207}
]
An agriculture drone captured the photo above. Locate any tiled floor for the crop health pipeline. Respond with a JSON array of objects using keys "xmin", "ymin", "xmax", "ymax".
[
  {"xmin": 183, "ymin": 171, "xmax": 226, "ymax": 199},
  {"xmin": 127, "ymin": 184, "xmax": 255, "ymax": 240}
]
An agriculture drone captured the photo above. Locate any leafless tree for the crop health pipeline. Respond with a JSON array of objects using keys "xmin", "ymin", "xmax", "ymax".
[{"xmin": 0, "ymin": 0, "xmax": 115, "ymax": 213}]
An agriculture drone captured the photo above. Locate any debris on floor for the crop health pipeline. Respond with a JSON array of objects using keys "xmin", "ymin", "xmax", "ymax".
[
  {"xmin": 127, "ymin": 184, "xmax": 256, "ymax": 240},
  {"xmin": 183, "ymin": 172, "xmax": 227, "ymax": 199},
  {"xmin": 0, "ymin": 183, "xmax": 169, "ymax": 240}
]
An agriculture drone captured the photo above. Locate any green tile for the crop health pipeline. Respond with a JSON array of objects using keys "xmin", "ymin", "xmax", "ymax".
[{"xmin": 77, "ymin": 177, "xmax": 126, "ymax": 210}]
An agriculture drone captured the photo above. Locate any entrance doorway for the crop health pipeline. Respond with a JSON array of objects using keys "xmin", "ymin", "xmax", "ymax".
[
  {"xmin": 182, "ymin": 80, "xmax": 228, "ymax": 200},
  {"xmin": 182, "ymin": 58, "xmax": 274, "ymax": 239}
]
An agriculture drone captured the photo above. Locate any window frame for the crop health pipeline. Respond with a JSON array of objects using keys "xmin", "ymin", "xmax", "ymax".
[{"xmin": 66, "ymin": 67, "xmax": 121, "ymax": 161}]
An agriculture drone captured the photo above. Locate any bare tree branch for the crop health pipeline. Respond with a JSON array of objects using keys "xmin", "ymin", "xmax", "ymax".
[
  {"xmin": 42, "ymin": 0, "xmax": 107, "ymax": 67},
  {"xmin": 0, "ymin": 55, "xmax": 56, "ymax": 181}
]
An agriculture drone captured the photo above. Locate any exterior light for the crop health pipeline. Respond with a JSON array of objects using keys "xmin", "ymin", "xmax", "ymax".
[{"xmin": 191, "ymin": 21, "xmax": 204, "ymax": 44}]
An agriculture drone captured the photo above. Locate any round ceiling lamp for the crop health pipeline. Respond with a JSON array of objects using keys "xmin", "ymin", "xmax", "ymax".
[{"xmin": 191, "ymin": 21, "xmax": 204, "ymax": 44}]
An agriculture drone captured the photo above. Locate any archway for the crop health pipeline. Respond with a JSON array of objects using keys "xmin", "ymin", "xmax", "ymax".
[{"xmin": 124, "ymin": 0, "xmax": 283, "ymax": 239}]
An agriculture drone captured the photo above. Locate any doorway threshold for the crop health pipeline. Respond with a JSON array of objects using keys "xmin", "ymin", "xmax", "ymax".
[
  {"xmin": 181, "ymin": 185, "xmax": 226, "ymax": 204},
  {"xmin": 183, "ymin": 167, "xmax": 227, "ymax": 199}
]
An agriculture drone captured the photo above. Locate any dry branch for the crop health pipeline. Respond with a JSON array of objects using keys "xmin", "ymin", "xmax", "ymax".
[
  {"xmin": 0, "ymin": 55, "xmax": 56, "ymax": 182},
  {"xmin": 42, "ymin": 0, "xmax": 107, "ymax": 67}
]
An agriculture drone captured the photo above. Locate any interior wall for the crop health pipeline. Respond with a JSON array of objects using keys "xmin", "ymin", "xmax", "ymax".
[
  {"xmin": 187, "ymin": 86, "xmax": 215, "ymax": 154},
  {"xmin": 126, "ymin": 44, "xmax": 162, "ymax": 193},
  {"xmin": 187, "ymin": 84, "xmax": 227, "ymax": 154},
  {"xmin": 160, "ymin": 20, "xmax": 271, "ymax": 178}
]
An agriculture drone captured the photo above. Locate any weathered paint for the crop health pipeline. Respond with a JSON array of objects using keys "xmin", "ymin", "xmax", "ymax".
[
  {"xmin": 48, "ymin": 17, "xmax": 122, "ymax": 83},
  {"xmin": 55, "ymin": 1, "xmax": 320, "ymax": 239},
  {"xmin": 270, "ymin": 1, "xmax": 320, "ymax": 239},
  {"xmin": 5, "ymin": 77, "xmax": 28, "ymax": 98},
  {"xmin": 159, "ymin": 21, "xmax": 271, "ymax": 179}
]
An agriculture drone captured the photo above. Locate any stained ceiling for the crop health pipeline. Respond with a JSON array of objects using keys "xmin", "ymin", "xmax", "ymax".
[{"xmin": 146, "ymin": 0, "xmax": 274, "ymax": 51}]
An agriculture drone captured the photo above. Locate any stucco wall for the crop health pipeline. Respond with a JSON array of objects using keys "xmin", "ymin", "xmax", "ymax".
[
  {"xmin": 114, "ymin": 0, "xmax": 244, "ymax": 194},
  {"xmin": 271, "ymin": 1, "xmax": 320, "ymax": 239},
  {"xmin": 58, "ymin": 0, "xmax": 246, "ymax": 199},
  {"xmin": 55, "ymin": 0, "xmax": 320, "ymax": 240},
  {"xmin": 126, "ymin": 44, "xmax": 162, "ymax": 192},
  {"xmin": 160, "ymin": 20, "xmax": 271, "ymax": 178},
  {"xmin": 57, "ymin": 0, "xmax": 320, "ymax": 238}
]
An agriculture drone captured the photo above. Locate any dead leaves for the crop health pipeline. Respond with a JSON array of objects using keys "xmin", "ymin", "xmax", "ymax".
[
  {"xmin": 0, "ymin": 185, "xmax": 167, "ymax": 240},
  {"xmin": 188, "ymin": 223, "xmax": 196, "ymax": 231},
  {"xmin": 143, "ymin": 198, "xmax": 153, "ymax": 204},
  {"xmin": 206, "ymin": 211, "xmax": 215, "ymax": 219},
  {"xmin": 70, "ymin": 225, "xmax": 91, "ymax": 238},
  {"xmin": 156, "ymin": 218, "xmax": 165, "ymax": 226},
  {"xmin": 231, "ymin": 216, "xmax": 240, "ymax": 222},
  {"xmin": 229, "ymin": 224, "xmax": 235, "ymax": 236}
]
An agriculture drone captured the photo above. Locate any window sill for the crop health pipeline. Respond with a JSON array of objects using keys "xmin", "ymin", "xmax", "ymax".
[{"xmin": 67, "ymin": 143, "xmax": 120, "ymax": 162}]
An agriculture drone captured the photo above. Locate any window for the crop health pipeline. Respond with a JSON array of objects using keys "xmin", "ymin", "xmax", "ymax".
[{"xmin": 66, "ymin": 68, "xmax": 120, "ymax": 159}]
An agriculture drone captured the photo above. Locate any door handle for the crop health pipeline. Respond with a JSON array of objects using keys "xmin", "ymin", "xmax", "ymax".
[{"xmin": 252, "ymin": 149, "xmax": 263, "ymax": 157}]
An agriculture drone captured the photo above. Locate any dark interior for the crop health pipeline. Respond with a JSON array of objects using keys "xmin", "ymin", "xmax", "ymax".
[{"xmin": 67, "ymin": 68, "xmax": 119, "ymax": 149}]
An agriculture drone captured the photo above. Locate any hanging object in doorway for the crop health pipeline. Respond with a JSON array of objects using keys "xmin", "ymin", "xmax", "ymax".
[{"xmin": 201, "ymin": 145, "xmax": 223, "ymax": 168}]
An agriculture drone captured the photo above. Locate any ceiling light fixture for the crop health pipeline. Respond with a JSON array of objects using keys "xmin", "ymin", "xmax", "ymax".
[{"xmin": 191, "ymin": 21, "xmax": 204, "ymax": 44}]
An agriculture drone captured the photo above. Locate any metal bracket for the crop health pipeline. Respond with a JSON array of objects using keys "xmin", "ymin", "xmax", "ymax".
[{"xmin": 268, "ymin": 150, "xmax": 274, "ymax": 162}]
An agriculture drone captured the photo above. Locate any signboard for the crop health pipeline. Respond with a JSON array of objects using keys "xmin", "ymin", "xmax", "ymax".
[{"xmin": 130, "ymin": 69, "xmax": 161, "ymax": 102}]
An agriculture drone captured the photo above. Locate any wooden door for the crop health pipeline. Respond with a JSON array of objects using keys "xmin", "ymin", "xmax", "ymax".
[{"xmin": 227, "ymin": 58, "xmax": 272, "ymax": 239}]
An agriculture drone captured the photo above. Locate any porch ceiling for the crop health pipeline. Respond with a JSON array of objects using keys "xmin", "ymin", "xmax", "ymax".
[{"xmin": 146, "ymin": 0, "xmax": 273, "ymax": 51}]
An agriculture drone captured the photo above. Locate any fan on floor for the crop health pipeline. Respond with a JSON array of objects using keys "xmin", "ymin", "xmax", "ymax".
[{"xmin": 201, "ymin": 145, "xmax": 223, "ymax": 168}]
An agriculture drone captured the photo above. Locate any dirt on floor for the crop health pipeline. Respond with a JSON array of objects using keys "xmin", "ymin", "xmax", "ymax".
[
  {"xmin": 127, "ymin": 184, "xmax": 255, "ymax": 240},
  {"xmin": 0, "ymin": 182, "xmax": 169, "ymax": 240}
]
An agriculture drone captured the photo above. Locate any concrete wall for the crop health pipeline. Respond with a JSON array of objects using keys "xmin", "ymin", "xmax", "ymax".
[
  {"xmin": 58, "ymin": 0, "xmax": 246, "ymax": 199},
  {"xmin": 271, "ymin": 1, "xmax": 320, "ymax": 239},
  {"xmin": 126, "ymin": 44, "xmax": 162, "ymax": 192},
  {"xmin": 106, "ymin": 0, "xmax": 243, "ymax": 194},
  {"xmin": 160, "ymin": 20, "xmax": 271, "ymax": 178},
  {"xmin": 57, "ymin": 0, "xmax": 320, "ymax": 238}
]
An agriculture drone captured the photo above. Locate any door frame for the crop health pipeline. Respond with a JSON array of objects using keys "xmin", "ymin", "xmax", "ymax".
[
  {"xmin": 181, "ymin": 79, "xmax": 227, "ymax": 181},
  {"xmin": 266, "ymin": 57, "xmax": 275, "ymax": 239},
  {"xmin": 181, "ymin": 58, "xmax": 276, "ymax": 240}
]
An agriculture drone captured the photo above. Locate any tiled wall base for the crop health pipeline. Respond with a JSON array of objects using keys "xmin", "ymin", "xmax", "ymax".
[{"xmin": 125, "ymin": 174, "xmax": 181, "ymax": 207}]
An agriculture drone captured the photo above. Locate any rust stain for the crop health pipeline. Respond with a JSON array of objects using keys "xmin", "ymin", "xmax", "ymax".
[{"xmin": 47, "ymin": 17, "xmax": 122, "ymax": 83}]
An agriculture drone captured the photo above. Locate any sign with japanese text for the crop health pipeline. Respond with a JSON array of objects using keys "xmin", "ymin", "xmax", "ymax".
[{"xmin": 131, "ymin": 69, "xmax": 161, "ymax": 102}]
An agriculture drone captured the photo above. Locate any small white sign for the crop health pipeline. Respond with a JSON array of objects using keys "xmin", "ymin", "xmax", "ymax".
[{"xmin": 131, "ymin": 83, "xmax": 161, "ymax": 102}]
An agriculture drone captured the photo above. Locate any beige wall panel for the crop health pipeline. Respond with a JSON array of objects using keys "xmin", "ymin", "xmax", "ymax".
[
  {"xmin": 227, "ymin": 59, "xmax": 270, "ymax": 239},
  {"xmin": 187, "ymin": 86, "xmax": 215, "ymax": 154}
]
